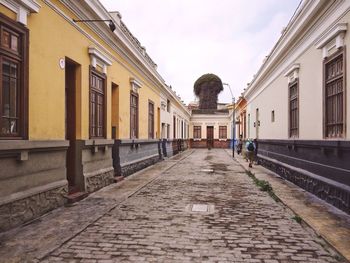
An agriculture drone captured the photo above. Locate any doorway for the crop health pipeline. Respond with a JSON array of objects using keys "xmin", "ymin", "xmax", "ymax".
[
  {"xmin": 256, "ymin": 108, "xmax": 259, "ymax": 139},
  {"xmin": 65, "ymin": 58, "xmax": 79, "ymax": 193},
  {"xmin": 207, "ymin": 126, "xmax": 214, "ymax": 149}
]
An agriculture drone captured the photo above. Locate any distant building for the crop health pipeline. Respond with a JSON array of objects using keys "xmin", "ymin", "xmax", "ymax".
[{"xmin": 189, "ymin": 74, "xmax": 232, "ymax": 149}]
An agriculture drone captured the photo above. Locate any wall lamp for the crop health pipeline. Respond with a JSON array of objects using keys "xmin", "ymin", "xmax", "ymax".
[{"xmin": 73, "ymin": 19, "xmax": 116, "ymax": 32}]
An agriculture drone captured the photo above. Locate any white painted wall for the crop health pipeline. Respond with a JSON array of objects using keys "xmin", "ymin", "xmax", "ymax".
[{"xmin": 244, "ymin": 4, "xmax": 350, "ymax": 141}]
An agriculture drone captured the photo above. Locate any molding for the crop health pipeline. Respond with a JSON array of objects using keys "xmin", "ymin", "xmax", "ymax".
[
  {"xmin": 88, "ymin": 46, "xmax": 112, "ymax": 74},
  {"xmin": 284, "ymin": 63, "xmax": 300, "ymax": 83},
  {"xmin": 244, "ymin": 0, "xmax": 350, "ymax": 102},
  {"xmin": 0, "ymin": 0, "xmax": 40, "ymax": 25},
  {"xmin": 315, "ymin": 22, "xmax": 347, "ymax": 58},
  {"xmin": 130, "ymin": 77, "xmax": 142, "ymax": 93},
  {"xmin": 0, "ymin": 140, "xmax": 69, "ymax": 151},
  {"xmin": 315, "ymin": 22, "xmax": 347, "ymax": 48}
]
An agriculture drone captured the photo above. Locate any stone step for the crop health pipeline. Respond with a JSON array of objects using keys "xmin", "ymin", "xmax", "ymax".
[
  {"xmin": 65, "ymin": 191, "xmax": 88, "ymax": 204},
  {"xmin": 114, "ymin": 176, "xmax": 124, "ymax": 183}
]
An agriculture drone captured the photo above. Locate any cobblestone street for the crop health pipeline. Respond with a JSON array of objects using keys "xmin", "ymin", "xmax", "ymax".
[{"xmin": 37, "ymin": 149, "xmax": 342, "ymax": 263}]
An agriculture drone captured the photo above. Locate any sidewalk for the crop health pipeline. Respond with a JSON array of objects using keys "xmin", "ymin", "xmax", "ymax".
[
  {"xmin": 231, "ymin": 150, "xmax": 350, "ymax": 262},
  {"xmin": 0, "ymin": 150, "xmax": 193, "ymax": 263}
]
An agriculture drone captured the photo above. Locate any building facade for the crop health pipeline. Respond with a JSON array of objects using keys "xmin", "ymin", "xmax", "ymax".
[
  {"xmin": 0, "ymin": 0, "xmax": 190, "ymax": 231},
  {"xmin": 243, "ymin": 0, "xmax": 350, "ymax": 213}
]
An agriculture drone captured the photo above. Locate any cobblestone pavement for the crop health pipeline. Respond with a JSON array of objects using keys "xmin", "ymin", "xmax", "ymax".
[{"xmin": 41, "ymin": 149, "xmax": 344, "ymax": 263}]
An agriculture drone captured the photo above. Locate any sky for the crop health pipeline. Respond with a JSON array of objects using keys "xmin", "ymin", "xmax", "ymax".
[{"xmin": 100, "ymin": 0, "xmax": 301, "ymax": 104}]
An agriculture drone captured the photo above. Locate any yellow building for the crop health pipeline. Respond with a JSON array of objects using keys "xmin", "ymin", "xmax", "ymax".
[{"xmin": 0, "ymin": 0, "xmax": 190, "ymax": 231}]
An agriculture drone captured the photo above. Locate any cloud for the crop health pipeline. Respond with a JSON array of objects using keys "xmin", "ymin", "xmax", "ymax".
[{"xmin": 100, "ymin": 0, "xmax": 300, "ymax": 104}]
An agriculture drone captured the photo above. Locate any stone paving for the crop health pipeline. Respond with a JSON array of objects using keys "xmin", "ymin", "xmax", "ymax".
[{"xmin": 40, "ymin": 149, "xmax": 343, "ymax": 263}]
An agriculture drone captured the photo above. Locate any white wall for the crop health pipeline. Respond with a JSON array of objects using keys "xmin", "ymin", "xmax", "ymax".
[{"xmin": 244, "ymin": 5, "xmax": 350, "ymax": 140}]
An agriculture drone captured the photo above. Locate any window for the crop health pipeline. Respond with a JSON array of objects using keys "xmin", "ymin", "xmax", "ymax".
[
  {"xmin": 90, "ymin": 68, "xmax": 106, "ymax": 138},
  {"xmin": 289, "ymin": 80, "xmax": 298, "ymax": 138},
  {"xmin": 324, "ymin": 49, "xmax": 345, "ymax": 138},
  {"xmin": 130, "ymin": 92, "xmax": 138, "ymax": 138},
  {"xmin": 148, "ymin": 101, "xmax": 154, "ymax": 139},
  {"xmin": 193, "ymin": 126, "xmax": 201, "ymax": 139},
  {"xmin": 219, "ymin": 126, "xmax": 227, "ymax": 139},
  {"xmin": 167, "ymin": 99, "xmax": 170, "ymax": 112},
  {"xmin": 173, "ymin": 116, "xmax": 176, "ymax": 138},
  {"xmin": 181, "ymin": 121, "xmax": 184, "ymax": 139},
  {"xmin": 0, "ymin": 15, "xmax": 28, "ymax": 138},
  {"xmin": 271, "ymin": 110, "xmax": 275, "ymax": 122}
]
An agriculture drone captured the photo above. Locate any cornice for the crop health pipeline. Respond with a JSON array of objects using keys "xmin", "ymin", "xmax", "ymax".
[
  {"xmin": 53, "ymin": 0, "xmax": 189, "ymax": 115},
  {"xmin": 244, "ymin": 0, "xmax": 350, "ymax": 102},
  {"xmin": 244, "ymin": 0, "xmax": 325, "ymax": 98}
]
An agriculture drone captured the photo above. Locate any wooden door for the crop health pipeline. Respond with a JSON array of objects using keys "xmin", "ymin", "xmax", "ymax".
[
  {"xmin": 207, "ymin": 126, "xmax": 214, "ymax": 148},
  {"xmin": 65, "ymin": 59, "xmax": 77, "ymax": 193}
]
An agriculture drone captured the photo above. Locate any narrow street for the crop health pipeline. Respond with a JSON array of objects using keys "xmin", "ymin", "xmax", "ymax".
[{"xmin": 1, "ymin": 149, "xmax": 344, "ymax": 262}]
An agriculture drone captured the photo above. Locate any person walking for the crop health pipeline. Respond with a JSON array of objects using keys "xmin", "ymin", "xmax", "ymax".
[
  {"xmin": 246, "ymin": 139, "xmax": 256, "ymax": 168},
  {"xmin": 253, "ymin": 138, "xmax": 258, "ymax": 164},
  {"xmin": 237, "ymin": 134, "xmax": 243, "ymax": 155}
]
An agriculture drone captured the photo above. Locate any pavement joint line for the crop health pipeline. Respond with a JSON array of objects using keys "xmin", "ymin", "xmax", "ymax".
[
  {"xmin": 38, "ymin": 149, "xmax": 194, "ymax": 262},
  {"xmin": 230, "ymin": 149, "xmax": 349, "ymax": 262}
]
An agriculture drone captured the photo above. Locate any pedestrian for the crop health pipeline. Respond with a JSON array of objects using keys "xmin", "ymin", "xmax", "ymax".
[
  {"xmin": 253, "ymin": 138, "xmax": 258, "ymax": 164},
  {"xmin": 237, "ymin": 134, "xmax": 243, "ymax": 155},
  {"xmin": 245, "ymin": 139, "xmax": 256, "ymax": 168}
]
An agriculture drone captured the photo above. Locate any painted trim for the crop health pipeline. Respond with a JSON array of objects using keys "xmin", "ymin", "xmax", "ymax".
[
  {"xmin": 315, "ymin": 22, "xmax": 347, "ymax": 48},
  {"xmin": 0, "ymin": 0, "xmax": 40, "ymax": 24},
  {"xmin": 88, "ymin": 46, "xmax": 112, "ymax": 74}
]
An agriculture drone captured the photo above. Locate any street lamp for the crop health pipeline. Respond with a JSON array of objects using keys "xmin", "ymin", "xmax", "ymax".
[{"xmin": 223, "ymin": 83, "xmax": 235, "ymax": 158}]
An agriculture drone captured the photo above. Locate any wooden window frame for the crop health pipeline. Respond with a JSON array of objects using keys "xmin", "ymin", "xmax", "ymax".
[
  {"xmin": 89, "ymin": 66, "xmax": 106, "ymax": 138},
  {"xmin": 219, "ymin": 126, "xmax": 227, "ymax": 139},
  {"xmin": 193, "ymin": 126, "xmax": 201, "ymax": 139},
  {"xmin": 130, "ymin": 91, "xmax": 139, "ymax": 139},
  {"xmin": 288, "ymin": 79, "xmax": 299, "ymax": 138},
  {"xmin": 323, "ymin": 47, "xmax": 346, "ymax": 139},
  {"xmin": 0, "ymin": 14, "xmax": 28, "ymax": 139},
  {"xmin": 148, "ymin": 100, "xmax": 154, "ymax": 139}
]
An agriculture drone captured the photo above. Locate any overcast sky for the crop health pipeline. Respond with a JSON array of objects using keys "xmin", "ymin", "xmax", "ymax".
[{"xmin": 100, "ymin": 0, "xmax": 301, "ymax": 104}]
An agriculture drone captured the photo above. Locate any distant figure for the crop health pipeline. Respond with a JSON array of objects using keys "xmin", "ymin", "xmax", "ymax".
[
  {"xmin": 237, "ymin": 134, "xmax": 243, "ymax": 155},
  {"xmin": 246, "ymin": 139, "xmax": 256, "ymax": 168},
  {"xmin": 253, "ymin": 138, "xmax": 258, "ymax": 164}
]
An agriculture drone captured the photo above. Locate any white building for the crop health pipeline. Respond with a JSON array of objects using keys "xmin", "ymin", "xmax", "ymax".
[{"xmin": 243, "ymin": 0, "xmax": 350, "ymax": 214}]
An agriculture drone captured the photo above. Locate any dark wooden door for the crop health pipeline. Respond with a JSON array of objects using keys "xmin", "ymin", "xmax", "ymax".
[
  {"xmin": 207, "ymin": 126, "xmax": 214, "ymax": 148},
  {"xmin": 65, "ymin": 59, "xmax": 77, "ymax": 193}
]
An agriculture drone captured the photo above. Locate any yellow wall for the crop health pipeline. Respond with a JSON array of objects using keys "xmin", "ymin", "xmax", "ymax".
[
  {"xmin": 1, "ymin": 1, "xmax": 161, "ymax": 140},
  {"xmin": 0, "ymin": 4, "xmax": 16, "ymax": 20}
]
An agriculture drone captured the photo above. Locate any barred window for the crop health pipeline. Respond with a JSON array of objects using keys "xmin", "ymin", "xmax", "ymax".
[
  {"xmin": 289, "ymin": 80, "xmax": 298, "ymax": 138},
  {"xmin": 0, "ymin": 15, "xmax": 28, "ymax": 138},
  {"xmin": 130, "ymin": 92, "xmax": 138, "ymax": 138},
  {"xmin": 193, "ymin": 126, "xmax": 201, "ymax": 139},
  {"xmin": 219, "ymin": 126, "xmax": 227, "ymax": 139},
  {"xmin": 90, "ymin": 69, "xmax": 105, "ymax": 138},
  {"xmin": 148, "ymin": 101, "xmax": 154, "ymax": 139},
  {"xmin": 324, "ymin": 49, "xmax": 345, "ymax": 138}
]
